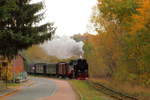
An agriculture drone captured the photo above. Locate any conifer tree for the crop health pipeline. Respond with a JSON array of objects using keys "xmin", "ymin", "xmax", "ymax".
[{"xmin": 0, "ymin": 0, "xmax": 56, "ymax": 59}]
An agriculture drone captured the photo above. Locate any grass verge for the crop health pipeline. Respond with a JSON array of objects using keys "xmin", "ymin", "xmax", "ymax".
[{"xmin": 69, "ymin": 80, "xmax": 114, "ymax": 100}]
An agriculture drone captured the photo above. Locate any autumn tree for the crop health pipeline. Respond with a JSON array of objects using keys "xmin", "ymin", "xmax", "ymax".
[
  {"xmin": 84, "ymin": 0, "xmax": 150, "ymax": 86},
  {"xmin": 22, "ymin": 45, "xmax": 62, "ymax": 63},
  {"xmin": 122, "ymin": 0, "xmax": 150, "ymax": 84}
]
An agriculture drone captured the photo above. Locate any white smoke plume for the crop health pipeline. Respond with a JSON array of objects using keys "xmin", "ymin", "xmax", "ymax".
[{"xmin": 41, "ymin": 36, "xmax": 84, "ymax": 59}]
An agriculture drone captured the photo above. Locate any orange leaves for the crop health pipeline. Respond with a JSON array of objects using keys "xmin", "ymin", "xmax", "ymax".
[{"xmin": 130, "ymin": 0, "xmax": 150, "ymax": 34}]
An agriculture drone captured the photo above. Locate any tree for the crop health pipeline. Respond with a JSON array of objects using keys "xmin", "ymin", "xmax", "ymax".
[
  {"xmin": 84, "ymin": 0, "xmax": 150, "ymax": 86},
  {"xmin": 22, "ymin": 45, "xmax": 61, "ymax": 63},
  {"xmin": 0, "ymin": 0, "xmax": 56, "ymax": 59}
]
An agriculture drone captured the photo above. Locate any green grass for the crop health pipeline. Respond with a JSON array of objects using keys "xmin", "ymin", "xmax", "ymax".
[
  {"xmin": 0, "ymin": 83, "xmax": 20, "ymax": 90},
  {"xmin": 69, "ymin": 80, "xmax": 113, "ymax": 100},
  {"xmin": 7, "ymin": 83, "xmax": 20, "ymax": 87}
]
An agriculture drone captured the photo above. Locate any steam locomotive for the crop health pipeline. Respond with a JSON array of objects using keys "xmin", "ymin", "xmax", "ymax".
[{"xmin": 27, "ymin": 59, "xmax": 88, "ymax": 80}]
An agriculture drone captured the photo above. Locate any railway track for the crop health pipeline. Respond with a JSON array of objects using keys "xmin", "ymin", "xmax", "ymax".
[{"xmin": 88, "ymin": 81, "xmax": 138, "ymax": 100}]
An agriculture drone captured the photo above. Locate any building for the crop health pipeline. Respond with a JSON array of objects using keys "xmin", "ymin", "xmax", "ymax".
[{"xmin": 0, "ymin": 54, "xmax": 27, "ymax": 83}]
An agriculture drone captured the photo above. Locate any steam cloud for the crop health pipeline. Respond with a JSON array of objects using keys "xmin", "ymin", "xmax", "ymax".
[{"xmin": 41, "ymin": 36, "xmax": 84, "ymax": 59}]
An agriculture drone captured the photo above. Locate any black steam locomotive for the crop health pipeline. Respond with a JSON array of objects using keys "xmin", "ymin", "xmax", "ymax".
[{"xmin": 27, "ymin": 59, "xmax": 88, "ymax": 80}]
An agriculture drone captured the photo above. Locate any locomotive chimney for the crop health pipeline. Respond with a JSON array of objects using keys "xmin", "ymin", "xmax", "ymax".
[{"xmin": 80, "ymin": 54, "xmax": 83, "ymax": 59}]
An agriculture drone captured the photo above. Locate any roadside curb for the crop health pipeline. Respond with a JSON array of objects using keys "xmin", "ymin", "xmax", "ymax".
[
  {"xmin": 69, "ymin": 81, "xmax": 83, "ymax": 100},
  {"xmin": 0, "ymin": 79, "xmax": 34, "ymax": 98},
  {"xmin": 0, "ymin": 89, "xmax": 18, "ymax": 97}
]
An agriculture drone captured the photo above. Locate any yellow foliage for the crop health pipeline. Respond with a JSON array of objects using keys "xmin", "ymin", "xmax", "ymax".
[
  {"xmin": 0, "ymin": 60, "xmax": 13, "ymax": 81},
  {"xmin": 1, "ymin": 66, "xmax": 13, "ymax": 81}
]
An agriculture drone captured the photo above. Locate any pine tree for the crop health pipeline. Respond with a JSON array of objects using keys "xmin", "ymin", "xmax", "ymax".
[{"xmin": 0, "ymin": 0, "xmax": 56, "ymax": 59}]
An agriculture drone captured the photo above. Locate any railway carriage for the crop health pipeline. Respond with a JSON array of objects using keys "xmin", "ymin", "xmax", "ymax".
[
  {"xmin": 34, "ymin": 63, "xmax": 47, "ymax": 74},
  {"xmin": 46, "ymin": 63, "xmax": 57, "ymax": 75},
  {"xmin": 27, "ymin": 59, "xmax": 88, "ymax": 80},
  {"xmin": 56, "ymin": 62, "xmax": 74, "ymax": 78},
  {"xmin": 56, "ymin": 62, "xmax": 68, "ymax": 78}
]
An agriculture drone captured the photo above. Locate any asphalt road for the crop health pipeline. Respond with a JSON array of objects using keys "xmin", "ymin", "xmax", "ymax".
[{"xmin": 6, "ymin": 77, "xmax": 57, "ymax": 100}]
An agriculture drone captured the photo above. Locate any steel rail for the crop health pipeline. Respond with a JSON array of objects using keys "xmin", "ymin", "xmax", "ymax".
[{"xmin": 88, "ymin": 81, "xmax": 138, "ymax": 100}]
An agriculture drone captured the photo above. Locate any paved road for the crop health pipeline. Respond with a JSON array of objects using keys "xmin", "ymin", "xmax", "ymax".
[
  {"xmin": 6, "ymin": 77, "xmax": 57, "ymax": 100},
  {"xmin": 37, "ymin": 79, "xmax": 78, "ymax": 100}
]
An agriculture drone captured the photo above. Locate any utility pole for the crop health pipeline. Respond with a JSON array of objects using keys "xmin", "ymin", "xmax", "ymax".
[
  {"xmin": 2, "ymin": 62, "xmax": 8, "ymax": 88},
  {"xmin": 6, "ymin": 66, "xmax": 8, "ymax": 88}
]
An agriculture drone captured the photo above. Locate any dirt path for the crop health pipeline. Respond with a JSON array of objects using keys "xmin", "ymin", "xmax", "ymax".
[{"xmin": 37, "ymin": 79, "xmax": 79, "ymax": 100}]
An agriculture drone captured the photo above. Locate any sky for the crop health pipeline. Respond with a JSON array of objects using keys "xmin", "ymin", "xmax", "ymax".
[{"xmin": 31, "ymin": 0, "xmax": 97, "ymax": 36}]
